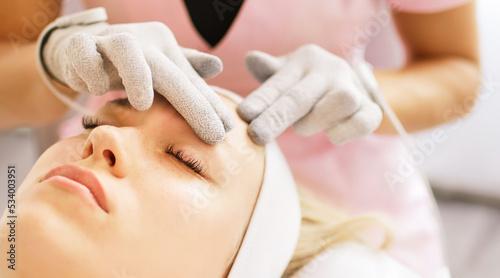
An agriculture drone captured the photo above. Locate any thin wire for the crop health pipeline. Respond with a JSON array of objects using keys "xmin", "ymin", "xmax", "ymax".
[
  {"xmin": 370, "ymin": 82, "xmax": 450, "ymax": 271},
  {"xmin": 37, "ymin": 69, "xmax": 93, "ymax": 116}
]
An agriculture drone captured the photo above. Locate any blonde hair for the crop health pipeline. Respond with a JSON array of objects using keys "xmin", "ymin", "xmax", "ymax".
[{"xmin": 283, "ymin": 185, "xmax": 393, "ymax": 277}]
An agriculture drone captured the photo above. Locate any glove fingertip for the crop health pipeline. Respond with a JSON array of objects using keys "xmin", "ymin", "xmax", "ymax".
[
  {"xmin": 198, "ymin": 126, "xmax": 226, "ymax": 145},
  {"xmin": 292, "ymin": 123, "xmax": 315, "ymax": 137},
  {"xmin": 201, "ymin": 133, "xmax": 224, "ymax": 145},
  {"xmin": 186, "ymin": 112, "xmax": 227, "ymax": 144},
  {"xmin": 129, "ymin": 94, "xmax": 153, "ymax": 111},
  {"xmin": 245, "ymin": 51, "xmax": 281, "ymax": 83},
  {"xmin": 236, "ymin": 103, "xmax": 258, "ymax": 123},
  {"xmin": 248, "ymin": 122, "xmax": 273, "ymax": 145},
  {"xmin": 182, "ymin": 48, "xmax": 223, "ymax": 79},
  {"xmin": 198, "ymin": 55, "xmax": 223, "ymax": 79},
  {"xmin": 222, "ymin": 115, "xmax": 235, "ymax": 132},
  {"xmin": 329, "ymin": 137, "xmax": 349, "ymax": 146},
  {"xmin": 326, "ymin": 128, "xmax": 351, "ymax": 145}
]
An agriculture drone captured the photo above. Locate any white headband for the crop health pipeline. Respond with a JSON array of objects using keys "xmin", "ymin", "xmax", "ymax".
[{"xmin": 215, "ymin": 87, "xmax": 302, "ymax": 278}]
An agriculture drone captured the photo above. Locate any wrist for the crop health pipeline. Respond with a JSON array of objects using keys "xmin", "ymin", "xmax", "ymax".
[
  {"xmin": 37, "ymin": 7, "xmax": 108, "ymax": 85},
  {"xmin": 42, "ymin": 22, "xmax": 110, "ymax": 84}
]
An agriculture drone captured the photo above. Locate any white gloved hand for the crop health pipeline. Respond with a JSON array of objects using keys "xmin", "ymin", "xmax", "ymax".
[
  {"xmin": 237, "ymin": 44, "xmax": 383, "ymax": 145},
  {"xmin": 39, "ymin": 8, "xmax": 233, "ymax": 144}
]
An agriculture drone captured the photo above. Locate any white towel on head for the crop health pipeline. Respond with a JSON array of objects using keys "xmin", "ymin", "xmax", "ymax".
[{"xmin": 215, "ymin": 87, "xmax": 301, "ymax": 278}]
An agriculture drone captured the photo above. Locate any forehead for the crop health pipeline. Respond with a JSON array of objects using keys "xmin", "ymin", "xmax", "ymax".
[{"xmin": 217, "ymin": 94, "xmax": 262, "ymax": 152}]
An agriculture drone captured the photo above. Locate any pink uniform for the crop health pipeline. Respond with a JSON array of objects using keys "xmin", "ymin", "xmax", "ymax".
[{"xmin": 70, "ymin": 0, "xmax": 471, "ymax": 276}]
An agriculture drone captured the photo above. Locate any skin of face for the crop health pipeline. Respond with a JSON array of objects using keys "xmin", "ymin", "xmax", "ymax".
[{"xmin": 0, "ymin": 93, "xmax": 265, "ymax": 277}]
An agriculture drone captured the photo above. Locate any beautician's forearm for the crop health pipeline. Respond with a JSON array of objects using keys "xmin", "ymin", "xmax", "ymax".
[
  {"xmin": 0, "ymin": 0, "xmax": 73, "ymax": 130},
  {"xmin": 373, "ymin": 56, "xmax": 481, "ymax": 134},
  {"xmin": 0, "ymin": 41, "xmax": 73, "ymax": 130}
]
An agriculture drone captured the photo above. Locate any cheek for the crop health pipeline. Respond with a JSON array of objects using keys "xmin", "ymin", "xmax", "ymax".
[
  {"xmin": 145, "ymin": 173, "xmax": 218, "ymax": 225},
  {"xmin": 44, "ymin": 137, "xmax": 86, "ymax": 164},
  {"xmin": 133, "ymin": 165, "xmax": 229, "ymax": 239},
  {"xmin": 123, "ymin": 168, "xmax": 250, "ymax": 275},
  {"xmin": 19, "ymin": 136, "xmax": 86, "ymax": 190},
  {"xmin": 133, "ymin": 153, "xmax": 222, "ymax": 221}
]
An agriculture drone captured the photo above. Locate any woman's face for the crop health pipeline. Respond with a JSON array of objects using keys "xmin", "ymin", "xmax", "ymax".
[{"xmin": 0, "ymin": 93, "xmax": 264, "ymax": 277}]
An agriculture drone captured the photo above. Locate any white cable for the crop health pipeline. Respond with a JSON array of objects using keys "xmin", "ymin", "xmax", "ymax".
[
  {"xmin": 374, "ymin": 86, "xmax": 451, "ymax": 278},
  {"xmin": 36, "ymin": 66, "xmax": 93, "ymax": 116},
  {"xmin": 356, "ymin": 62, "xmax": 450, "ymax": 277}
]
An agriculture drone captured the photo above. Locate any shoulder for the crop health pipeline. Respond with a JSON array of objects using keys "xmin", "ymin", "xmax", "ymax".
[{"xmin": 294, "ymin": 242, "xmax": 421, "ymax": 278}]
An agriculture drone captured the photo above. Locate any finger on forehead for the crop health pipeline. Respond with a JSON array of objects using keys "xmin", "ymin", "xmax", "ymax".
[{"xmin": 148, "ymin": 52, "xmax": 226, "ymax": 144}]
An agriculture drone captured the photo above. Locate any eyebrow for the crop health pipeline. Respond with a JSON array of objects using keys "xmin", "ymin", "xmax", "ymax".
[{"xmin": 110, "ymin": 97, "xmax": 132, "ymax": 108}]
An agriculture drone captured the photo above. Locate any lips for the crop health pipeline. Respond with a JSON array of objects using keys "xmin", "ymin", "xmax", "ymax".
[{"xmin": 43, "ymin": 164, "xmax": 109, "ymax": 213}]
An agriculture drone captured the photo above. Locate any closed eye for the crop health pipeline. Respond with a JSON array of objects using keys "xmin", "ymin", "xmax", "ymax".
[
  {"xmin": 165, "ymin": 144, "xmax": 207, "ymax": 178},
  {"xmin": 82, "ymin": 116, "xmax": 108, "ymax": 129}
]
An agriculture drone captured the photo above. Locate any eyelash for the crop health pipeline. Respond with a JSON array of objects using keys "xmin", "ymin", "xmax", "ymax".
[
  {"xmin": 165, "ymin": 144, "xmax": 207, "ymax": 177},
  {"xmin": 82, "ymin": 117, "xmax": 206, "ymax": 177},
  {"xmin": 82, "ymin": 116, "xmax": 107, "ymax": 129}
]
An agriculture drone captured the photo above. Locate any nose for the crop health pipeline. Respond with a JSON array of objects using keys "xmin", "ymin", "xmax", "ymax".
[{"xmin": 82, "ymin": 125, "xmax": 131, "ymax": 178}]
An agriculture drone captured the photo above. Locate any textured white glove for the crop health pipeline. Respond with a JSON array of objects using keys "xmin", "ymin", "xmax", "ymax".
[
  {"xmin": 237, "ymin": 44, "xmax": 383, "ymax": 145},
  {"xmin": 39, "ymin": 8, "xmax": 233, "ymax": 144}
]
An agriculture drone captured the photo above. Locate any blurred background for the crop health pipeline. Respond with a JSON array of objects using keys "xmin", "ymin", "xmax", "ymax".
[
  {"xmin": 368, "ymin": 1, "xmax": 500, "ymax": 276},
  {"xmin": 1, "ymin": 0, "xmax": 499, "ymax": 277}
]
